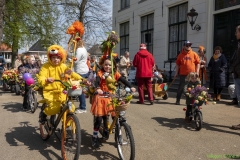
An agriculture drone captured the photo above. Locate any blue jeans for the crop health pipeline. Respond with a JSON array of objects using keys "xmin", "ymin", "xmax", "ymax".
[
  {"xmin": 78, "ymin": 73, "xmax": 89, "ymax": 110},
  {"xmin": 234, "ymin": 78, "xmax": 240, "ymax": 106}
]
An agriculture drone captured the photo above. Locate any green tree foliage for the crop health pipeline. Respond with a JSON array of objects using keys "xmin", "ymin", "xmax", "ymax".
[
  {"xmin": 0, "ymin": 0, "xmax": 5, "ymax": 43},
  {"xmin": 3, "ymin": 0, "xmax": 61, "ymax": 67}
]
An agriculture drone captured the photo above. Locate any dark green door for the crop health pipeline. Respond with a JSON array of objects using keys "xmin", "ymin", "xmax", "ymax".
[{"xmin": 214, "ymin": 9, "xmax": 240, "ymax": 85}]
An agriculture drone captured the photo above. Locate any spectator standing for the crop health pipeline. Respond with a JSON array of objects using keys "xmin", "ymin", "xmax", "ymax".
[
  {"xmin": 231, "ymin": 25, "xmax": 240, "ymax": 129},
  {"xmin": 34, "ymin": 54, "xmax": 42, "ymax": 67},
  {"xmin": 174, "ymin": 41, "xmax": 200, "ymax": 105},
  {"xmin": 208, "ymin": 46, "xmax": 227, "ymax": 101},
  {"xmin": 90, "ymin": 55, "xmax": 100, "ymax": 74},
  {"xmin": 0, "ymin": 52, "xmax": 6, "ymax": 86},
  {"xmin": 74, "ymin": 40, "xmax": 89, "ymax": 113},
  {"xmin": 133, "ymin": 43, "xmax": 154, "ymax": 105},
  {"xmin": 198, "ymin": 46, "xmax": 208, "ymax": 84},
  {"xmin": 119, "ymin": 51, "xmax": 131, "ymax": 79},
  {"xmin": 14, "ymin": 54, "xmax": 22, "ymax": 69}
]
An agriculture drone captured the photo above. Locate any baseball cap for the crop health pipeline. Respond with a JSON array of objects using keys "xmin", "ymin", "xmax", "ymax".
[{"xmin": 183, "ymin": 41, "xmax": 192, "ymax": 46}]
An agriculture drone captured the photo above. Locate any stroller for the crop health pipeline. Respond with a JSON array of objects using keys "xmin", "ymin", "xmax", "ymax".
[{"xmin": 144, "ymin": 78, "xmax": 169, "ymax": 100}]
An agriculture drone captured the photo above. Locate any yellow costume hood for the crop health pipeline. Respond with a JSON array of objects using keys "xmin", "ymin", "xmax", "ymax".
[{"xmin": 47, "ymin": 45, "xmax": 67, "ymax": 65}]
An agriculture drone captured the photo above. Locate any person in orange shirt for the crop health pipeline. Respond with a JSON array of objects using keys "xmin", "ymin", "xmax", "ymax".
[
  {"xmin": 174, "ymin": 41, "xmax": 200, "ymax": 105},
  {"xmin": 90, "ymin": 57, "xmax": 136, "ymax": 148}
]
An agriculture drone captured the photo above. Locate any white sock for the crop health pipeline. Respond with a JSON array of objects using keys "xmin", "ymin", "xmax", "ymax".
[{"xmin": 93, "ymin": 130, "xmax": 98, "ymax": 138}]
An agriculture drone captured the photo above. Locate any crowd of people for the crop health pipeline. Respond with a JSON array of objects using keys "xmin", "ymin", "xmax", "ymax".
[{"xmin": 0, "ymin": 25, "xmax": 240, "ymax": 148}]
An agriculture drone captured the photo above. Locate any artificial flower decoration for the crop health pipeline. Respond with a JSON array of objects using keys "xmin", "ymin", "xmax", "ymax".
[
  {"xmin": 2, "ymin": 69, "xmax": 18, "ymax": 82},
  {"xmin": 110, "ymin": 94, "xmax": 133, "ymax": 109},
  {"xmin": 186, "ymin": 85, "xmax": 211, "ymax": 106}
]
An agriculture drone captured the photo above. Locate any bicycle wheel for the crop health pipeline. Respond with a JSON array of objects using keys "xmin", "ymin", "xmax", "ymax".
[
  {"xmin": 61, "ymin": 115, "xmax": 81, "ymax": 160},
  {"xmin": 195, "ymin": 112, "xmax": 203, "ymax": 131},
  {"xmin": 15, "ymin": 84, "xmax": 20, "ymax": 95},
  {"xmin": 10, "ymin": 85, "xmax": 15, "ymax": 93},
  {"xmin": 115, "ymin": 122, "xmax": 135, "ymax": 160},
  {"xmin": 2, "ymin": 80, "xmax": 7, "ymax": 91},
  {"xmin": 29, "ymin": 90, "xmax": 38, "ymax": 113}
]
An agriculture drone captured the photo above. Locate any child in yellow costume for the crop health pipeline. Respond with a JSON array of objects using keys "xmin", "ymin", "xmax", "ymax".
[{"xmin": 38, "ymin": 45, "xmax": 82, "ymax": 123}]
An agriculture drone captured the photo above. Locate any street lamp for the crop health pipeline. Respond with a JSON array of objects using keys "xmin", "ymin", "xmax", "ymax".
[{"xmin": 187, "ymin": 7, "xmax": 201, "ymax": 31}]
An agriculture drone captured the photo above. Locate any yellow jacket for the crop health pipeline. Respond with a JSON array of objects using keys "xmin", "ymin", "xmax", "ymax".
[{"xmin": 38, "ymin": 45, "xmax": 82, "ymax": 115}]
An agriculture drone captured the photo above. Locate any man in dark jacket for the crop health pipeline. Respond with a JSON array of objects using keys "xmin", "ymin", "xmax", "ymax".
[
  {"xmin": 133, "ymin": 43, "xmax": 154, "ymax": 105},
  {"xmin": 0, "ymin": 53, "xmax": 6, "ymax": 86},
  {"xmin": 231, "ymin": 25, "xmax": 240, "ymax": 129}
]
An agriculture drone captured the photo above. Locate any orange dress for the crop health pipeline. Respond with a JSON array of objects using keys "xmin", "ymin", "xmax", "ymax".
[
  {"xmin": 90, "ymin": 70, "xmax": 121, "ymax": 116},
  {"xmin": 199, "ymin": 56, "xmax": 208, "ymax": 81}
]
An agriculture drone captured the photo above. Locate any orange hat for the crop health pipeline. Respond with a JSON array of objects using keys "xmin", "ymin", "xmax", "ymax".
[
  {"xmin": 199, "ymin": 45, "xmax": 205, "ymax": 51},
  {"xmin": 198, "ymin": 45, "xmax": 206, "ymax": 53}
]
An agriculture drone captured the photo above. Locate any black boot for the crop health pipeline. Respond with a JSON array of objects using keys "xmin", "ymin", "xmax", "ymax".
[
  {"xmin": 228, "ymin": 98, "xmax": 238, "ymax": 105},
  {"xmin": 103, "ymin": 129, "xmax": 109, "ymax": 140},
  {"xmin": 92, "ymin": 136, "xmax": 99, "ymax": 148},
  {"xmin": 175, "ymin": 99, "xmax": 180, "ymax": 105},
  {"xmin": 39, "ymin": 111, "xmax": 47, "ymax": 124}
]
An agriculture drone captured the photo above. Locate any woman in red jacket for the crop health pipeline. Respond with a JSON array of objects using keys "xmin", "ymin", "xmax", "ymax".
[{"xmin": 133, "ymin": 43, "xmax": 155, "ymax": 105}]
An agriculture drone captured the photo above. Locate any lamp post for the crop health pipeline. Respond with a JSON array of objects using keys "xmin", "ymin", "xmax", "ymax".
[{"xmin": 187, "ymin": 8, "xmax": 201, "ymax": 31}]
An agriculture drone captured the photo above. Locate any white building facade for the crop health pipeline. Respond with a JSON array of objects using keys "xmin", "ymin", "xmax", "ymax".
[{"xmin": 112, "ymin": 0, "xmax": 240, "ymax": 76}]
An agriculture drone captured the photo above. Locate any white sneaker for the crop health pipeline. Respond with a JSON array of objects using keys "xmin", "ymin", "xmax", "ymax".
[{"xmin": 75, "ymin": 109, "xmax": 87, "ymax": 114}]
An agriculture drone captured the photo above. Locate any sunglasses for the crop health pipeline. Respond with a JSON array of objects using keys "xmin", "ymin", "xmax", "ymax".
[{"xmin": 185, "ymin": 44, "xmax": 192, "ymax": 47}]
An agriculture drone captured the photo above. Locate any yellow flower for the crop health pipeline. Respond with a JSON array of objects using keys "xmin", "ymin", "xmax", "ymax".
[
  {"xmin": 201, "ymin": 91, "xmax": 206, "ymax": 96},
  {"xmin": 195, "ymin": 100, "xmax": 199, "ymax": 104}
]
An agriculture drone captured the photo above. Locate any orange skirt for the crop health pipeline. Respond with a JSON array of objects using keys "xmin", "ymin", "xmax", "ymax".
[{"xmin": 90, "ymin": 95, "xmax": 116, "ymax": 117}]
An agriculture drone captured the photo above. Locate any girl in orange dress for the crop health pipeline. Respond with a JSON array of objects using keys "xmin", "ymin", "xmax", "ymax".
[
  {"xmin": 91, "ymin": 57, "xmax": 135, "ymax": 148},
  {"xmin": 198, "ymin": 46, "xmax": 208, "ymax": 84}
]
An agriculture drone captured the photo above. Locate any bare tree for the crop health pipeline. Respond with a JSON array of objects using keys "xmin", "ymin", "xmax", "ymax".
[
  {"xmin": 58, "ymin": 0, "xmax": 112, "ymax": 48},
  {"xmin": 0, "ymin": 0, "xmax": 5, "ymax": 43}
]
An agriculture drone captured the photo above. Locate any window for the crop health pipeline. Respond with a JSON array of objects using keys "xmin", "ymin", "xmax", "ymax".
[
  {"xmin": 215, "ymin": 0, "xmax": 240, "ymax": 11},
  {"xmin": 120, "ymin": 22, "xmax": 129, "ymax": 56},
  {"xmin": 121, "ymin": 0, "xmax": 130, "ymax": 10},
  {"xmin": 141, "ymin": 13, "xmax": 154, "ymax": 54},
  {"xmin": 168, "ymin": 3, "xmax": 188, "ymax": 59}
]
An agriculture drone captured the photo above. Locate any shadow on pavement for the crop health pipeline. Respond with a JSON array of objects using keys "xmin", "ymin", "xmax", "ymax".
[
  {"xmin": 5, "ymin": 121, "xmax": 62, "ymax": 159},
  {"xmin": 203, "ymin": 122, "xmax": 240, "ymax": 136},
  {"xmin": 152, "ymin": 117, "xmax": 240, "ymax": 135},
  {"xmin": 80, "ymin": 129, "xmax": 119, "ymax": 160},
  {"xmin": 2, "ymin": 102, "xmax": 23, "ymax": 113},
  {"xmin": 152, "ymin": 117, "xmax": 187, "ymax": 130}
]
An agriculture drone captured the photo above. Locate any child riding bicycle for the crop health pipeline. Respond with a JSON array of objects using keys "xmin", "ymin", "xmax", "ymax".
[
  {"xmin": 90, "ymin": 56, "xmax": 136, "ymax": 148},
  {"xmin": 38, "ymin": 45, "xmax": 82, "ymax": 123},
  {"xmin": 18, "ymin": 55, "xmax": 40, "ymax": 111},
  {"xmin": 183, "ymin": 72, "xmax": 201, "ymax": 123}
]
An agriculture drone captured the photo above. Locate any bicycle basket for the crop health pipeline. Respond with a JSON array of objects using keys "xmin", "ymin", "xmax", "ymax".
[
  {"xmin": 68, "ymin": 88, "xmax": 82, "ymax": 97},
  {"xmin": 115, "ymin": 102, "xmax": 129, "ymax": 111}
]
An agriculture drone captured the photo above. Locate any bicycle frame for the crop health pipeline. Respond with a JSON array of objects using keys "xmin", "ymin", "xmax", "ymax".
[{"xmin": 41, "ymin": 80, "xmax": 78, "ymax": 139}]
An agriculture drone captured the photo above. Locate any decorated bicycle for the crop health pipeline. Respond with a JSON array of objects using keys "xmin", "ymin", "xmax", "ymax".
[
  {"xmin": 37, "ymin": 20, "xmax": 86, "ymax": 160},
  {"xmin": 2, "ymin": 69, "xmax": 18, "ymax": 92},
  {"xmin": 88, "ymin": 31, "xmax": 136, "ymax": 160},
  {"xmin": 183, "ymin": 73, "xmax": 211, "ymax": 131}
]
